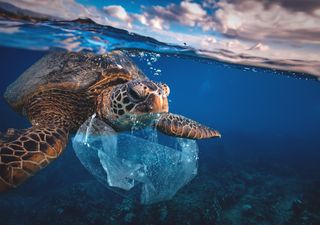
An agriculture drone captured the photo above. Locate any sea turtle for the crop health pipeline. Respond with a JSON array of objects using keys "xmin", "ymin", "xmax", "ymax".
[{"xmin": 0, "ymin": 51, "xmax": 220, "ymax": 192}]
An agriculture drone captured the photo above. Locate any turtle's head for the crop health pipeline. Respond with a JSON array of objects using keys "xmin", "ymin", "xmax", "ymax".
[
  {"xmin": 97, "ymin": 79, "xmax": 170, "ymax": 128},
  {"xmin": 97, "ymin": 79, "xmax": 220, "ymax": 139},
  {"xmin": 114, "ymin": 79, "xmax": 169, "ymax": 116}
]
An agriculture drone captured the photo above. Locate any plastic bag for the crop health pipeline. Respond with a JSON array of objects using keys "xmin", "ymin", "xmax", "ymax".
[{"xmin": 72, "ymin": 114, "xmax": 199, "ymax": 204}]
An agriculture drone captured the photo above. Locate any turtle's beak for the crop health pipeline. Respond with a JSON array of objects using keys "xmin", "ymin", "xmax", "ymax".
[
  {"xmin": 136, "ymin": 93, "xmax": 169, "ymax": 113},
  {"xmin": 144, "ymin": 92, "xmax": 169, "ymax": 113}
]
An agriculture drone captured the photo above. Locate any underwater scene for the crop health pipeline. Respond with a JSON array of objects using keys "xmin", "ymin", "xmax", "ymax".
[{"xmin": 0, "ymin": 1, "xmax": 320, "ymax": 225}]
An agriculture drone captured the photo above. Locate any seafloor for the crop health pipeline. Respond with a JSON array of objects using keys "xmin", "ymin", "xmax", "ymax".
[{"xmin": 0, "ymin": 140, "xmax": 319, "ymax": 225}]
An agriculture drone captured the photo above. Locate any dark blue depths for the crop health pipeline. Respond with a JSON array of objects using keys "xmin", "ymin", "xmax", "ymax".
[{"xmin": 0, "ymin": 46, "xmax": 320, "ymax": 225}]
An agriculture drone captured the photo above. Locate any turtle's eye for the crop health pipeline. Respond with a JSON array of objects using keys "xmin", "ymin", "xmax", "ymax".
[{"xmin": 128, "ymin": 87, "xmax": 142, "ymax": 101}]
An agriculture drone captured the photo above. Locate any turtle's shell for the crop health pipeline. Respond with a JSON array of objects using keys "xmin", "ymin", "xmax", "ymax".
[{"xmin": 4, "ymin": 51, "xmax": 146, "ymax": 111}]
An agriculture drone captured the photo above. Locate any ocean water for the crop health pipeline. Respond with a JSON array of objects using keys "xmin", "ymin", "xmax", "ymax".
[{"xmin": 1, "ymin": 1, "xmax": 320, "ymax": 225}]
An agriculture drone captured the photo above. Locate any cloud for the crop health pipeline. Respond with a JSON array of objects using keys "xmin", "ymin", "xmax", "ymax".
[
  {"xmin": 137, "ymin": 15, "xmax": 166, "ymax": 30},
  {"xmin": 99, "ymin": 1, "xmax": 320, "ymax": 67},
  {"xmin": 136, "ymin": 1, "xmax": 208, "ymax": 29},
  {"xmin": 103, "ymin": 5, "xmax": 131, "ymax": 22},
  {"xmin": 3, "ymin": 0, "xmax": 88, "ymax": 20},
  {"xmin": 0, "ymin": 0, "xmax": 110, "ymax": 25},
  {"xmin": 125, "ymin": 0, "xmax": 320, "ymax": 45},
  {"xmin": 103, "ymin": 5, "xmax": 134, "ymax": 28},
  {"xmin": 247, "ymin": 0, "xmax": 320, "ymax": 14},
  {"xmin": 149, "ymin": 17, "xmax": 166, "ymax": 30},
  {"xmin": 201, "ymin": 36, "xmax": 217, "ymax": 47},
  {"xmin": 208, "ymin": 0, "xmax": 320, "ymax": 14},
  {"xmin": 213, "ymin": 0, "xmax": 320, "ymax": 44}
]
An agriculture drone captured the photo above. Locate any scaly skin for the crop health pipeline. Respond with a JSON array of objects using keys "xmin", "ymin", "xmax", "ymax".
[{"xmin": 0, "ymin": 88, "xmax": 81, "ymax": 191}]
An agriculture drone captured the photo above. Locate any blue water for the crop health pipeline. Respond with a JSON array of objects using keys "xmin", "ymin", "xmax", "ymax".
[
  {"xmin": 1, "ymin": 46, "xmax": 320, "ymax": 224},
  {"xmin": 1, "ymin": 2, "xmax": 320, "ymax": 225}
]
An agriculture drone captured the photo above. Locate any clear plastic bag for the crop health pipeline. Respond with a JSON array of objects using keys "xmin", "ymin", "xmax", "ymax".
[{"xmin": 72, "ymin": 114, "xmax": 199, "ymax": 204}]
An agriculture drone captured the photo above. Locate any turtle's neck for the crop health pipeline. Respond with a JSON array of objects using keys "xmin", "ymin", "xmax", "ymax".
[{"xmin": 95, "ymin": 86, "xmax": 117, "ymax": 123}]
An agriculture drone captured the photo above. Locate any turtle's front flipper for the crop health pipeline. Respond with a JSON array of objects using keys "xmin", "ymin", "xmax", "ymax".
[
  {"xmin": 0, "ymin": 126, "xmax": 68, "ymax": 192},
  {"xmin": 156, "ymin": 113, "xmax": 221, "ymax": 139}
]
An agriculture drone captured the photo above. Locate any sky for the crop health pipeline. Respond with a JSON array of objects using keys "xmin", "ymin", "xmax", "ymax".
[{"xmin": 1, "ymin": 0, "xmax": 320, "ymax": 76}]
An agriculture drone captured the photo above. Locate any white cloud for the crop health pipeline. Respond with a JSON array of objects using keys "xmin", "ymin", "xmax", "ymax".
[
  {"xmin": 0, "ymin": 0, "xmax": 111, "ymax": 25},
  {"xmin": 103, "ymin": 5, "xmax": 130, "ymax": 22},
  {"xmin": 149, "ymin": 17, "xmax": 165, "ymax": 30},
  {"xmin": 214, "ymin": 0, "xmax": 320, "ymax": 44},
  {"xmin": 134, "ymin": 14, "xmax": 148, "ymax": 26},
  {"xmin": 136, "ymin": 1, "xmax": 208, "ymax": 29},
  {"xmin": 103, "ymin": 5, "xmax": 133, "ymax": 28},
  {"xmin": 201, "ymin": 36, "xmax": 217, "ymax": 48},
  {"xmin": 99, "ymin": 1, "xmax": 320, "ymax": 67},
  {"xmin": 129, "ymin": 0, "xmax": 320, "ymax": 44},
  {"xmin": 2, "ymin": 0, "xmax": 89, "ymax": 20},
  {"xmin": 179, "ymin": 1, "xmax": 207, "ymax": 26}
]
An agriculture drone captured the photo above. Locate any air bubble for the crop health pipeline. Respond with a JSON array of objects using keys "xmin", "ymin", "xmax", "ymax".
[{"xmin": 130, "ymin": 51, "xmax": 163, "ymax": 76}]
